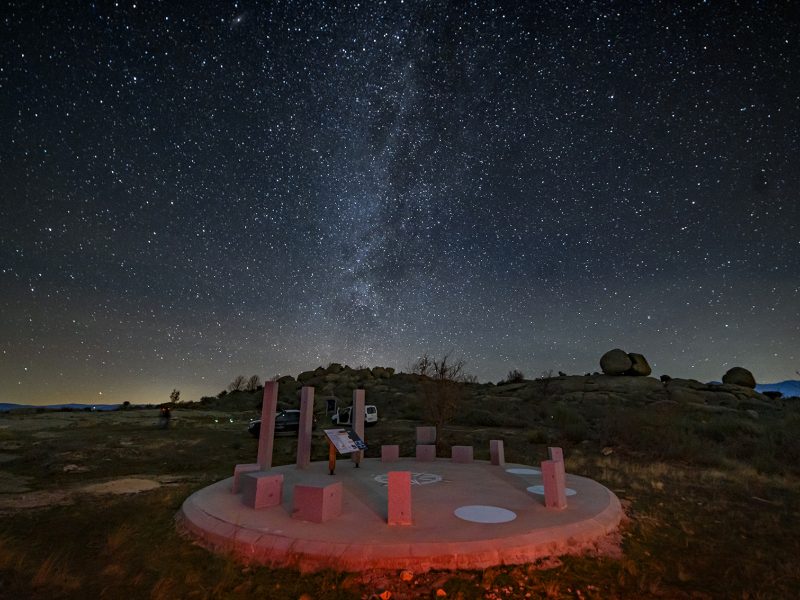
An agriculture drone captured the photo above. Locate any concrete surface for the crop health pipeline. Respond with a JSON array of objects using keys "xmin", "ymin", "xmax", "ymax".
[{"xmin": 177, "ymin": 458, "xmax": 622, "ymax": 572}]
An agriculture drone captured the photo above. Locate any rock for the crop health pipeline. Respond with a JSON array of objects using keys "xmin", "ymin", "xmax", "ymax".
[
  {"xmin": 277, "ymin": 375, "xmax": 295, "ymax": 384},
  {"xmin": 63, "ymin": 464, "xmax": 88, "ymax": 473},
  {"xmin": 626, "ymin": 353, "xmax": 652, "ymax": 376},
  {"xmin": 327, "ymin": 363, "xmax": 343, "ymax": 373},
  {"xmin": 600, "ymin": 349, "xmax": 632, "ymax": 375},
  {"xmin": 297, "ymin": 370, "xmax": 317, "ymax": 382},
  {"xmin": 372, "ymin": 367, "xmax": 388, "ymax": 379},
  {"xmin": 722, "ymin": 367, "xmax": 756, "ymax": 388},
  {"xmin": 745, "ymin": 409, "xmax": 759, "ymax": 419},
  {"xmin": 665, "ymin": 377, "xmax": 771, "ymax": 407},
  {"xmin": 660, "ymin": 374, "xmax": 672, "ymax": 383}
]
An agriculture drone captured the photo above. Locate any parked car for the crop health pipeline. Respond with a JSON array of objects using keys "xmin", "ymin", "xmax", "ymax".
[
  {"xmin": 330, "ymin": 404, "xmax": 378, "ymax": 427},
  {"xmin": 247, "ymin": 409, "xmax": 317, "ymax": 438}
]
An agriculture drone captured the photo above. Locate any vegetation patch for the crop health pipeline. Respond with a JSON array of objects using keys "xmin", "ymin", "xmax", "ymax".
[{"xmin": 1, "ymin": 371, "xmax": 798, "ymax": 598}]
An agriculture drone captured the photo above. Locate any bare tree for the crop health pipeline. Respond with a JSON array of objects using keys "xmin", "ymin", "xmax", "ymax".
[
  {"xmin": 412, "ymin": 353, "xmax": 469, "ymax": 452},
  {"xmin": 228, "ymin": 375, "xmax": 247, "ymax": 392},
  {"xmin": 246, "ymin": 374, "xmax": 262, "ymax": 391},
  {"xmin": 504, "ymin": 369, "xmax": 525, "ymax": 384},
  {"xmin": 169, "ymin": 389, "xmax": 180, "ymax": 404}
]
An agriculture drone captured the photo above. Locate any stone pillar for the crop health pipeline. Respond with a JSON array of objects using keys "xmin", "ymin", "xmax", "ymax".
[
  {"xmin": 296, "ymin": 386, "xmax": 315, "ymax": 469},
  {"xmin": 541, "ymin": 459, "xmax": 567, "ymax": 509},
  {"xmin": 257, "ymin": 381, "xmax": 279, "ymax": 471},
  {"xmin": 241, "ymin": 472, "xmax": 283, "ymax": 509},
  {"xmin": 232, "ymin": 463, "xmax": 260, "ymax": 493},
  {"xmin": 388, "ymin": 471, "xmax": 412, "ymax": 525},
  {"xmin": 292, "ymin": 482, "xmax": 342, "ymax": 523},
  {"xmin": 489, "ymin": 440, "xmax": 505, "ymax": 466},
  {"xmin": 451, "ymin": 446, "xmax": 474, "ymax": 463},
  {"xmin": 416, "ymin": 426, "xmax": 436, "ymax": 445},
  {"xmin": 351, "ymin": 389, "xmax": 365, "ymax": 465},
  {"xmin": 381, "ymin": 445, "xmax": 400, "ymax": 462},
  {"xmin": 416, "ymin": 445, "xmax": 436, "ymax": 461}
]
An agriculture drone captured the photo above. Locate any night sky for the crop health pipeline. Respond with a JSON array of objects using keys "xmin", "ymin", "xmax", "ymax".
[{"xmin": 2, "ymin": 2, "xmax": 798, "ymax": 406}]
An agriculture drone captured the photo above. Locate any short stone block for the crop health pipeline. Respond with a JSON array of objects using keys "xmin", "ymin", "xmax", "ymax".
[
  {"xmin": 548, "ymin": 446, "xmax": 564, "ymax": 463},
  {"xmin": 381, "ymin": 445, "xmax": 400, "ymax": 462},
  {"xmin": 489, "ymin": 440, "xmax": 505, "ymax": 466},
  {"xmin": 292, "ymin": 482, "xmax": 343, "ymax": 523},
  {"xmin": 541, "ymin": 459, "xmax": 567, "ymax": 510},
  {"xmin": 451, "ymin": 445, "xmax": 473, "ymax": 463},
  {"xmin": 416, "ymin": 426, "xmax": 437, "ymax": 445},
  {"xmin": 241, "ymin": 472, "xmax": 284, "ymax": 510},
  {"xmin": 232, "ymin": 463, "xmax": 260, "ymax": 493},
  {"xmin": 388, "ymin": 471, "xmax": 412, "ymax": 525},
  {"xmin": 416, "ymin": 444, "xmax": 436, "ymax": 461}
]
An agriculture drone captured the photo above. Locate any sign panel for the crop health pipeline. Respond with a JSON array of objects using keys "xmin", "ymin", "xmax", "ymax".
[{"xmin": 324, "ymin": 428, "xmax": 367, "ymax": 455}]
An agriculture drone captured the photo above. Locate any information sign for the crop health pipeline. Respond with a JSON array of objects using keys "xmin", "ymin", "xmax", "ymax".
[{"xmin": 324, "ymin": 428, "xmax": 367, "ymax": 455}]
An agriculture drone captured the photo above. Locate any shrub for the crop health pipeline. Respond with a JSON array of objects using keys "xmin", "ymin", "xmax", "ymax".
[
  {"xmin": 503, "ymin": 369, "xmax": 526, "ymax": 384},
  {"xmin": 552, "ymin": 402, "xmax": 591, "ymax": 442}
]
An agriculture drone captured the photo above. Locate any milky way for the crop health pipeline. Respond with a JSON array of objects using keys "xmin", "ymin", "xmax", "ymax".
[{"xmin": 2, "ymin": 2, "xmax": 798, "ymax": 405}]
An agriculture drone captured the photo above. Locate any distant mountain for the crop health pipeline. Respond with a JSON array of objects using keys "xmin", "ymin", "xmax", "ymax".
[
  {"xmin": 756, "ymin": 380, "xmax": 800, "ymax": 398},
  {"xmin": 0, "ymin": 403, "xmax": 121, "ymax": 412},
  {"xmin": 0, "ymin": 403, "xmax": 32, "ymax": 412}
]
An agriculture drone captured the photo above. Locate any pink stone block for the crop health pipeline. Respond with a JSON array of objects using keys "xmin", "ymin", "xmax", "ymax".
[
  {"xmin": 241, "ymin": 472, "xmax": 284, "ymax": 510},
  {"xmin": 232, "ymin": 463, "xmax": 260, "ymax": 493},
  {"xmin": 296, "ymin": 386, "xmax": 315, "ymax": 469},
  {"xmin": 489, "ymin": 440, "xmax": 505, "ymax": 466},
  {"xmin": 416, "ymin": 444, "xmax": 436, "ymax": 461},
  {"xmin": 292, "ymin": 482, "xmax": 343, "ymax": 523},
  {"xmin": 388, "ymin": 471, "xmax": 412, "ymax": 525},
  {"xmin": 548, "ymin": 446, "xmax": 564, "ymax": 463},
  {"xmin": 416, "ymin": 426, "xmax": 437, "ymax": 445},
  {"xmin": 257, "ymin": 382, "xmax": 279, "ymax": 471},
  {"xmin": 451, "ymin": 445, "xmax": 473, "ymax": 463},
  {"xmin": 352, "ymin": 389, "xmax": 366, "ymax": 465},
  {"xmin": 381, "ymin": 445, "xmax": 400, "ymax": 462},
  {"xmin": 541, "ymin": 459, "xmax": 567, "ymax": 510}
]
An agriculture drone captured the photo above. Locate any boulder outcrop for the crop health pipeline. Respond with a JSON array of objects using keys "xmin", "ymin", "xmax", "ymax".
[
  {"xmin": 599, "ymin": 349, "xmax": 632, "ymax": 375},
  {"xmin": 627, "ymin": 353, "xmax": 652, "ymax": 376},
  {"xmin": 600, "ymin": 349, "xmax": 652, "ymax": 377},
  {"xmin": 722, "ymin": 367, "xmax": 756, "ymax": 388}
]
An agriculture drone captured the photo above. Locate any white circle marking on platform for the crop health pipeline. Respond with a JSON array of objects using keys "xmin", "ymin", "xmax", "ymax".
[
  {"xmin": 526, "ymin": 485, "xmax": 577, "ymax": 496},
  {"xmin": 454, "ymin": 505, "xmax": 517, "ymax": 523},
  {"xmin": 506, "ymin": 468, "xmax": 541, "ymax": 475}
]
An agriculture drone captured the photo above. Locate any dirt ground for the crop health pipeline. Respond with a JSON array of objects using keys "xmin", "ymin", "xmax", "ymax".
[{"xmin": 2, "ymin": 403, "xmax": 799, "ymax": 599}]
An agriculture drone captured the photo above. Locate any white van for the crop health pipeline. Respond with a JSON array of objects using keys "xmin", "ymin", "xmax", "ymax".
[{"xmin": 331, "ymin": 404, "xmax": 378, "ymax": 426}]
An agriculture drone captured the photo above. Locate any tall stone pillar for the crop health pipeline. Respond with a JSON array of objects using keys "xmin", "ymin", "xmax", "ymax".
[
  {"xmin": 296, "ymin": 386, "xmax": 315, "ymax": 468},
  {"xmin": 351, "ymin": 389, "xmax": 365, "ymax": 465},
  {"xmin": 257, "ymin": 381, "xmax": 279, "ymax": 471}
]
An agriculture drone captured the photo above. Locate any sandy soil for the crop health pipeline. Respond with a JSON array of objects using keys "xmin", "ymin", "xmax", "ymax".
[{"xmin": 0, "ymin": 407, "xmax": 247, "ymax": 514}]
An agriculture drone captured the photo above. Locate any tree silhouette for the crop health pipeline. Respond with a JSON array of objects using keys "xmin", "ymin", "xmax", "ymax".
[
  {"xmin": 246, "ymin": 374, "xmax": 262, "ymax": 391},
  {"xmin": 412, "ymin": 353, "xmax": 469, "ymax": 453},
  {"xmin": 228, "ymin": 375, "xmax": 247, "ymax": 392}
]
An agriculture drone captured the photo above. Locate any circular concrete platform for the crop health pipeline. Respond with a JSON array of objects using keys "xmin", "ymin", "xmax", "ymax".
[{"xmin": 177, "ymin": 458, "xmax": 622, "ymax": 572}]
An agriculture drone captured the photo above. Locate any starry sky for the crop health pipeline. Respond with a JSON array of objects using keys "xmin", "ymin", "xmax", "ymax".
[{"xmin": 2, "ymin": 1, "xmax": 798, "ymax": 406}]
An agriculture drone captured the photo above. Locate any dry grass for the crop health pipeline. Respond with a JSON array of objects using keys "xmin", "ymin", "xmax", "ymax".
[
  {"xmin": 30, "ymin": 553, "xmax": 82, "ymax": 593},
  {"xmin": 0, "ymin": 393, "xmax": 799, "ymax": 598}
]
